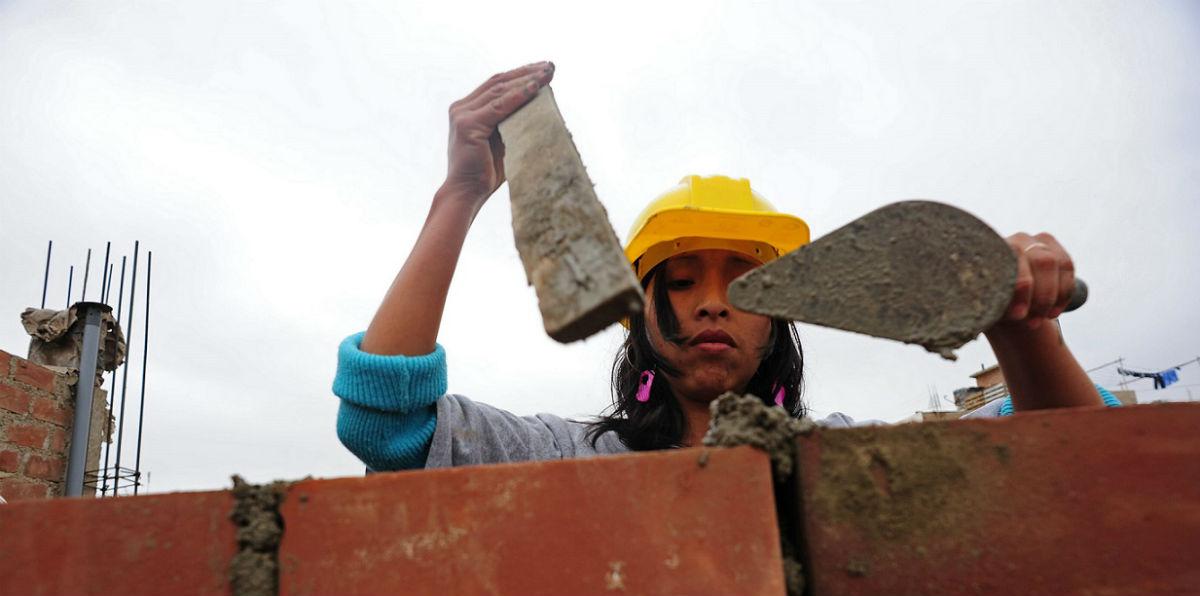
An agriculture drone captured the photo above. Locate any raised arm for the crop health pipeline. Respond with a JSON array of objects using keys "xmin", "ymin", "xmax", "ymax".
[
  {"xmin": 362, "ymin": 61, "xmax": 555, "ymax": 356},
  {"xmin": 984, "ymin": 232, "xmax": 1103, "ymax": 411}
]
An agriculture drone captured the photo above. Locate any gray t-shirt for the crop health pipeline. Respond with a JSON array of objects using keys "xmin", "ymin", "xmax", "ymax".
[{"xmin": 424, "ymin": 393, "xmax": 1005, "ymax": 469}]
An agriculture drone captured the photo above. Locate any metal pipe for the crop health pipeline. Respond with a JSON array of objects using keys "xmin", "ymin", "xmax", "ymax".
[
  {"xmin": 64, "ymin": 302, "xmax": 111, "ymax": 497},
  {"xmin": 41, "ymin": 241, "xmax": 52, "ymax": 308},
  {"xmin": 81, "ymin": 248, "xmax": 92, "ymax": 301},
  {"xmin": 100, "ymin": 242, "xmax": 111, "ymax": 303},
  {"xmin": 113, "ymin": 242, "xmax": 138, "ymax": 496},
  {"xmin": 133, "ymin": 252, "xmax": 152, "ymax": 495},
  {"xmin": 66, "ymin": 266, "xmax": 73, "ymax": 308},
  {"xmin": 100, "ymin": 256, "xmax": 127, "ymax": 496}
]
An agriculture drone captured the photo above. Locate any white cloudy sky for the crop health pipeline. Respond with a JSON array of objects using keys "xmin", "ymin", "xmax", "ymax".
[{"xmin": 1, "ymin": 1, "xmax": 1197, "ymax": 494}]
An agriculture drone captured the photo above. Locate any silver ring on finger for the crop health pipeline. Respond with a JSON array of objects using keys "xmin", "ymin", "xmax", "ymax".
[{"xmin": 1023, "ymin": 242, "xmax": 1050, "ymax": 254}]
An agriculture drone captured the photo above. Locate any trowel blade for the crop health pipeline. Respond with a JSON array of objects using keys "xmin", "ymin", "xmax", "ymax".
[{"xmin": 728, "ymin": 201, "xmax": 1016, "ymax": 359}]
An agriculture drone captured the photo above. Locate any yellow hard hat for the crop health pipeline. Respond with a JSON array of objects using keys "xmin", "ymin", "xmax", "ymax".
[{"xmin": 624, "ymin": 175, "xmax": 810, "ymax": 281}]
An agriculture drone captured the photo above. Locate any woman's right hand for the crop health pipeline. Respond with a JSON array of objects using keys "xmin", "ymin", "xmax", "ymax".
[
  {"xmin": 442, "ymin": 61, "xmax": 555, "ymax": 206},
  {"xmin": 361, "ymin": 62, "xmax": 555, "ymax": 356}
]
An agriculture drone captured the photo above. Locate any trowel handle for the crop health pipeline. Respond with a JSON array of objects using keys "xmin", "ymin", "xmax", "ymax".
[{"xmin": 1064, "ymin": 279, "xmax": 1088, "ymax": 313}]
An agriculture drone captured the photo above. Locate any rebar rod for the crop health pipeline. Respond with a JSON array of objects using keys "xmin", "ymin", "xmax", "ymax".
[
  {"xmin": 100, "ymin": 256, "xmax": 126, "ymax": 497},
  {"xmin": 100, "ymin": 242, "xmax": 111, "ymax": 303},
  {"xmin": 66, "ymin": 266, "xmax": 73, "ymax": 308},
  {"xmin": 133, "ymin": 252, "xmax": 152, "ymax": 496},
  {"xmin": 41, "ymin": 241, "xmax": 52, "ymax": 308},
  {"xmin": 114, "ymin": 242, "xmax": 139, "ymax": 497},
  {"xmin": 104, "ymin": 264, "xmax": 114, "ymax": 306},
  {"xmin": 81, "ymin": 248, "xmax": 92, "ymax": 301}
]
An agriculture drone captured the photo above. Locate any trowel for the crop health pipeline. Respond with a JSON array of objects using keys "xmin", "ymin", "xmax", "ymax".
[{"xmin": 727, "ymin": 201, "xmax": 1087, "ymax": 360}]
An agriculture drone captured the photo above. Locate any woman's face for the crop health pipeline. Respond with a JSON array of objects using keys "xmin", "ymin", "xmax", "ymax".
[{"xmin": 645, "ymin": 249, "xmax": 774, "ymax": 404}]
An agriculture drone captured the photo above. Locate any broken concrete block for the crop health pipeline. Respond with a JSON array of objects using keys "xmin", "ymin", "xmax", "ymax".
[{"xmin": 498, "ymin": 87, "xmax": 644, "ymax": 343}]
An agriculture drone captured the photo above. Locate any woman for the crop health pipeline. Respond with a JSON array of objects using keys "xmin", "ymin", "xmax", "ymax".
[{"xmin": 333, "ymin": 62, "xmax": 1118, "ymax": 472}]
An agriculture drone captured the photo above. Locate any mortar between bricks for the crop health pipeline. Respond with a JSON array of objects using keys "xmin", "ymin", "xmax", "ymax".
[{"xmin": 229, "ymin": 475, "xmax": 290, "ymax": 596}]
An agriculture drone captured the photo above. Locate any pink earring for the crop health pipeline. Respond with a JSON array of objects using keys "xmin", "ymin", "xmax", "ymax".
[
  {"xmin": 636, "ymin": 370, "xmax": 655, "ymax": 402},
  {"xmin": 772, "ymin": 384, "xmax": 786, "ymax": 407}
]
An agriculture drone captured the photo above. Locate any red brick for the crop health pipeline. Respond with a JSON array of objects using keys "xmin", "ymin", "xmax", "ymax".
[
  {"xmin": 0, "ymin": 490, "xmax": 237, "ymax": 595},
  {"xmin": 0, "ymin": 383, "xmax": 32, "ymax": 414},
  {"xmin": 0, "ymin": 449, "xmax": 21, "ymax": 473},
  {"xmin": 31, "ymin": 396, "xmax": 72, "ymax": 427},
  {"xmin": 47, "ymin": 427, "xmax": 67, "ymax": 452},
  {"xmin": 24, "ymin": 453, "xmax": 65, "ymax": 482},
  {"xmin": 12, "ymin": 358, "xmax": 57, "ymax": 393},
  {"xmin": 280, "ymin": 446, "xmax": 784, "ymax": 596},
  {"xmin": 5, "ymin": 422, "xmax": 48, "ymax": 450},
  {"xmin": 792, "ymin": 402, "xmax": 1200, "ymax": 595},
  {"xmin": 0, "ymin": 476, "xmax": 50, "ymax": 501},
  {"xmin": 0, "ymin": 349, "xmax": 11, "ymax": 375}
]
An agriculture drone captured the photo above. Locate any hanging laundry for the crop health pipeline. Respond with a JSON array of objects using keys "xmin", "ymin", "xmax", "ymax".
[
  {"xmin": 1161, "ymin": 368, "xmax": 1180, "ymax": 388},
  {"xmin": 1117, "ymin": 366, "xmax": 1181, "ymax": 390}
]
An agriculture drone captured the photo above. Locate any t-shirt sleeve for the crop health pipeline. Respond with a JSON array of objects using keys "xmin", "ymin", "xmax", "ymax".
[
  {"xmin": 425, "ymin": 394, "xmax": 585, "ymax": 468},
  {"xmin": 332, "ymin": 332, "xmax": 444, "ymax": 471}
]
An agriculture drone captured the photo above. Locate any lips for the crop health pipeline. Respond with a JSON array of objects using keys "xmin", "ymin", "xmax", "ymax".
[{"xmin": 689, "ymin": 329, "xmax": 737, "ymax": 347}]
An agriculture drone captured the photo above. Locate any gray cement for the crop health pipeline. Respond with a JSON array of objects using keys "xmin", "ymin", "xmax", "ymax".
[
  {"xmin": 729, "ymin": 201, "xmax": 1018, "ymax": 360},
  {"xmin": 229, "ymin": 475, "xmax": 288, "ymax": 596},
  {"xmin": 703, "ymin": 392, "xmax": 814, "ymax": 596},
  {"xmin": 703, "ymin": 392, "xmax": 813, "ymax": 478},
  {"xmin": 498, "ymin": 87, "xmax": 644, "ymax": 343}
]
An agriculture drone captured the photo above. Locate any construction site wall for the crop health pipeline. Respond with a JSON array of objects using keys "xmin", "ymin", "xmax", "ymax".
[{"xmin": 0, "ymin": 349, "xmax": 105, "ymax": 501}]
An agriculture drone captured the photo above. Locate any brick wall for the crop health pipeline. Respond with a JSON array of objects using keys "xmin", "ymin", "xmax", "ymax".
[
  {"xmin": 0, "ymin": 404, "xmax": 1197, "ymax": 595},
  {"xmin": 0, "ymin": 446, "xmax": 784, "ymax": 596},
  {"xmin": 0, "ymin": 349, "xmax": 108, "ymax": 501}
]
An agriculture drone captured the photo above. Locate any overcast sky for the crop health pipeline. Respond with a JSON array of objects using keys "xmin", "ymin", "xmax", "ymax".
[{"xmin": 1, "ymin": 1, "xmax": 1197, "ymax": 494}]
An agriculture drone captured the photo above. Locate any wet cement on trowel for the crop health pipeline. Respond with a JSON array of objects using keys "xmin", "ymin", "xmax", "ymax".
[
  {"xmin": 729, "ymin": 201, "xmax": 1017, "ymax": 360},
  {"xmin": 229, "ymin": 475, "xmax": 290, "ymax": 596},
  {"xmin": 703, "ymin": 392, "xmax": 814, "ymax": 596}
]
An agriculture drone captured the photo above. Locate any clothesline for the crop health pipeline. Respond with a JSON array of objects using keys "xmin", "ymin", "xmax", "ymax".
[{"xmin": 1087, "ymin": 356, "xmax": 1198, "ymax": 374}]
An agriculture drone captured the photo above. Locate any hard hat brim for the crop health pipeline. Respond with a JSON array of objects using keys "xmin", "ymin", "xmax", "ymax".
[{"xmin": 624, "ymin": 207, "xmax": 811, "ymax": 280}]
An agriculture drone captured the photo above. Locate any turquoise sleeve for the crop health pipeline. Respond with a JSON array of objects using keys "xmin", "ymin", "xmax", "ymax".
[
  {"xmin": 332, "ymin": 332, "xmax": 445, "ymax": 470},
  {"xmin": 997, "ymin": 385, "xmax": 1122, "ymax": 416}
]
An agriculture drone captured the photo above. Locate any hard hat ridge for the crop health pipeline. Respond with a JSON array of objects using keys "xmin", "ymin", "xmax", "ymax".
[{"xmin": 623, "ymin": 174, "xmax": 810, "ymax": 281}]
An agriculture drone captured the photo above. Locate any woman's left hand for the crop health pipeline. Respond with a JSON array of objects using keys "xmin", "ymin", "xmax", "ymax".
[
  {"xmin": 993, "ymin": 232, "xmax": 1076, "ymax": 333},
  {"xmin": 984, "ymin": 231, "xmax": 1101, "ymax": 412}
]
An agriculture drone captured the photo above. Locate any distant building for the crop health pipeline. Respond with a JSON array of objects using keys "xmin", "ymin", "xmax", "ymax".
[
  {"xmin": 951, "ymin": 364, "xmax": 1138, "ymax": 416},
  {"xmin": 898, "ymin": 410, "xmax": 964, "ymax": 423},
  {"xmin": 907, "ymin": 365, "xmax": 1140, "ymax": 423},
  {"xmin": 952, "ymin": 364, "xmax": 1009, "ymax": 412}
]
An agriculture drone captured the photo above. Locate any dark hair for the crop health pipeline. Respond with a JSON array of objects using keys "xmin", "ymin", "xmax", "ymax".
[{"xmin": 587, "ymin": 262, "xmax": 806, "ymax": 450}]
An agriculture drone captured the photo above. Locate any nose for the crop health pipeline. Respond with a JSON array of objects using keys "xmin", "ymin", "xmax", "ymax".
[{"xmin": 693, "ymin": 277, "xmax": 731, "ymax": 321}]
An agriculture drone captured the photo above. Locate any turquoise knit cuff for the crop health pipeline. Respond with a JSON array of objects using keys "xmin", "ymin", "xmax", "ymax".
[
  {"xmin": 332, "ymin": 332, "xmax": 448, "ymax": 413},
  {"xmin": 997, "ymin": 385, "xmax": 1121, "ymax": 416},
  {"xmin": 337, "ymin": 401, "xmax": 436, "ymax": 471}
]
